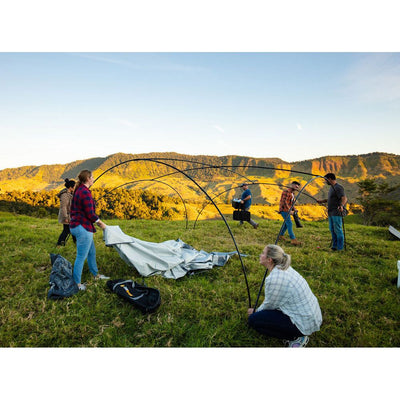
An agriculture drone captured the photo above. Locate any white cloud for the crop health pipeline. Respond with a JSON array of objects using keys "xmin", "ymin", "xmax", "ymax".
[
  {"xmin": 213, "ymin": 125, "xmax": 225, "ymax": 133},
  {"xmin": 296, "ymin": 123, "xmax": 303, "ymax": 131},
  {"xmin": 73, "ymin": 53, "xmax": 207, "ymax": 73}
]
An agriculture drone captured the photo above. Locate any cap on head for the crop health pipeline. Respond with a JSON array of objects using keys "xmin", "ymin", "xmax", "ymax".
[{"xmin": 240, "ymin": 183, "xmax": 248, "ymax": 188}]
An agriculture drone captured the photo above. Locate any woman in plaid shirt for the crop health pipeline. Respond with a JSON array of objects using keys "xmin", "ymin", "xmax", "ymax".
[
  {"xmin": 247, "ymin": 244, "xmax": 322, "ymax": 347},
  {"xmin": 70, "ymin": 170, "xmax": 109, "ymax": 291}
]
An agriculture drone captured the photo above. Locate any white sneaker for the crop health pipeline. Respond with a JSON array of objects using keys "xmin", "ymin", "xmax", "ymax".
[
  {"xmin": 286, "ymin": 336, "xmax": 309, "ymax": 348},
  {"xmin": 96, "ymin": 274, "xmax": 110, "ymax": 280},
  {"xmin": 78, "ymin": 283, "xmax": 86, "ymax": 291}
]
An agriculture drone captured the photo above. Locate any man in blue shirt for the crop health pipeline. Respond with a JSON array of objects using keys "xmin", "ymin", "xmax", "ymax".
[{"xmin": 240, "ymin": 183, "xmax": 259, "ymax": 229}]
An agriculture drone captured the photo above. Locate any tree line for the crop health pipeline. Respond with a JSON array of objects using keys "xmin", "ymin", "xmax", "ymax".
[
  {"xmin": 0, "ymin": 188, "xmax": 181, "ymax": 220},
  {"xmin": 1, "ymin": 179, "xmax": 399, "ymax": 226}
]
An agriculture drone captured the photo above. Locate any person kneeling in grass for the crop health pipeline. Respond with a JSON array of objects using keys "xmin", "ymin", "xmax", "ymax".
[{"xmin": 247, "ymin": 244, "xmax": 322, "ymax": 347}]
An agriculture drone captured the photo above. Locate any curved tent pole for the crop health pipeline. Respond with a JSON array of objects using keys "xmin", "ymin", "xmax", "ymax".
[
  {"xmin": 94, "ymin": 157, "xmax": 259, "ymax": 186},
  {"xmin": 94, "ymin": 157, "xmax": 253, "ymax": 307},
  {"xmin": 252, "ymin": 175, "xmax": 323, "ymax": 312},
  {"xmin": 193, "ymin": 182, "xmax": 319, "ymax": 229},
  {"xmin": 95, "ymin": 178, "xmax": 189, "ymax": 229},
  {"xmin": 94, "ymin": 161, "xmax": 266, "ymax": 230}
]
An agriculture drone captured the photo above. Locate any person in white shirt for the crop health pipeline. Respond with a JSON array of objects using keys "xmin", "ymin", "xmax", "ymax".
[{"xmin": 247, "ymin": 244, "xmax": 322, "ymax": 347}]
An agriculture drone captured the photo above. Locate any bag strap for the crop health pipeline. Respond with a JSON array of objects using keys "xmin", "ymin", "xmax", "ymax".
[{"xmin": 112, "ymin": 280, "xmax": 134, "ymax": 292}]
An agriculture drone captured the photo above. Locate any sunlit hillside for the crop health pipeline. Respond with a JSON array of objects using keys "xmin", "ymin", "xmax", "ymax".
[{"xmin": 1, "ymin": 152, "xmax": 400, "ymax": 215}]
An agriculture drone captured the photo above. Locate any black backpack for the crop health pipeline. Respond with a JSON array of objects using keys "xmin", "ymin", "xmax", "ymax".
[{"xmin": 107, "ymin": 279, "xmax": 161, "ymax": 313}]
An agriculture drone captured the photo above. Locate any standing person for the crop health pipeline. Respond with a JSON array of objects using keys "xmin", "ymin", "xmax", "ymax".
[
  {"xmin": 247, "ymin": 244, "xmax": 322, "ymax": 347},
  {"xmin": 56, "ymin": 178, "xmax": 76, "ymax": 246},
  {"xmin": 239, "ymin": 183, "xmax": 258, "ymax": 229},
  {"xmin": 70, "ymin": 170, "xmax": 109, "ymax": 291},
  {"xmin": 278, "ymin": 181, "xmax": 301, "ymax": 245},
  {"xmin": 317, "ymin": 173, "xmax": 347, "ymax": 251}
]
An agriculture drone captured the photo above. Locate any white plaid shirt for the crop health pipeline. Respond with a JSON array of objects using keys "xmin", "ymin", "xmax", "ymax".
[{"xmin": 257, "ymin": 266, "xmax": 322, "ymax": 335}]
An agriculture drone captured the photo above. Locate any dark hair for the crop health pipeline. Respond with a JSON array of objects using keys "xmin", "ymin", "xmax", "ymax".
[
  {"xmin": 324, "ymin": 173, "xmax": 336, "ymax": 180},
  {"xmin": 291, "ymin": 181, "xmax": 300, "ymax": 186},
  {"xmin": 64, "ymin": 178, "xmax": 76, "ymax": 189}
]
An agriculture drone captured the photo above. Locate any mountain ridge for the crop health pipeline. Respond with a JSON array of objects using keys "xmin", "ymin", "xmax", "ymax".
[{"xmin": 1, "ymin": 151, "xmax": 399, "ymax": 204}]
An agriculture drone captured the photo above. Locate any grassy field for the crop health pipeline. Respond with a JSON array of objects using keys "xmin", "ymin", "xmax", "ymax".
[{"xmin": 0, "ymin": 210, "xmax": 399, "ymax": 347}]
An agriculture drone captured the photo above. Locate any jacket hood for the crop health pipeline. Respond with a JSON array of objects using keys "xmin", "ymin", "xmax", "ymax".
[{"xmin": 57, "ymin": 188, "xmax": 69, "ymax": 198}]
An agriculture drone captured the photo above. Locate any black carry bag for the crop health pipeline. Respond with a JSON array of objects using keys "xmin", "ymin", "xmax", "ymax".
[
  {"xmin": 107, "ymin": 279, "xmax": 161, "ymax": 313},
  {"xmin": 233, "ymin": 210, "xmax": 251, "ymax": 221},
  {"xmin": 292, "ymin": 210, "xmax": 303, "ymax": 228}
]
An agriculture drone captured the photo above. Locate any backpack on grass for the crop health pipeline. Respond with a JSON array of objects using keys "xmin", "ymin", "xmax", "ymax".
[
  {"xmin": 48, "ymin": 254, "xmax": 79, "ymax": 299},
  {"xmin": 107, "ymin": 279, "xmax": 161, "ymax": 313}
]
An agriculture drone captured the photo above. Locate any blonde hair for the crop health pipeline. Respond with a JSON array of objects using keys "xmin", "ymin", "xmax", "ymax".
[{"xmin": 266, "ymin": 244, "xmax": 291, "ymax": 270}]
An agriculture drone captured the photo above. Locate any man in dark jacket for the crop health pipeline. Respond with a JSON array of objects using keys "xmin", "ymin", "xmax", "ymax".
[{"xmin": 317, "ymin": 173, "xmax": 347, "ymax": 251}]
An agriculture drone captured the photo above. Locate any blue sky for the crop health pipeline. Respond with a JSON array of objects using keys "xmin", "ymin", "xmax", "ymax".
[{"xmin": 1, "ymin": 52, "xmax": 400, "ymax": 170}]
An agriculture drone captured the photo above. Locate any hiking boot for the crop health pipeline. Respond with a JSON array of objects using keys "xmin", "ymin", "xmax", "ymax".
[
  {"xmin": 78, "ymin": 283, "xmax": 86, "ymax": 291},
  {"xmin": 279, "ymin": 235, "xmax": 287, "ymax": 242},
  {"xmin": 96, "ymin": 274, "xmax": 110, "ymax": 280},
  {"xmin": 286, "ymin": 336, "xmax": 309, "ymax": 348},
  {"xmin": 254, "ymin": 223, "xmax": 259, "ymax": 229},
  {"xmin": 291, "ymin": 239, "xmax": 302, "ymax": 246}
]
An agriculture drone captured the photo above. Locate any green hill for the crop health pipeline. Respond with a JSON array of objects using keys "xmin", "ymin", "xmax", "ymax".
[{"xmin": 1, "ymin": 151, "xmax": 400, "ymax": 205}]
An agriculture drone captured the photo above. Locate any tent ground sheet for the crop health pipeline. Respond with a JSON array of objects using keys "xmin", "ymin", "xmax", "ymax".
[{"xmin": 103, "ymin": 225, "xmax": 241, "ymax": 279}]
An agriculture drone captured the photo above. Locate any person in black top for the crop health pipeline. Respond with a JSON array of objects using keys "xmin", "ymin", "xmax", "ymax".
[{"xmin": 317, "ymin": 173, "xmax": 347, "ymax": 251}]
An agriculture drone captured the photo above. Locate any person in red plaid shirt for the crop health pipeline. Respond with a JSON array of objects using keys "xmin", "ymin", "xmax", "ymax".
[
  {"xmin": 278, "ymin": 181, "xmax": 301, "ymax": 246},
  {"xmin": 70, "ymin": 170, "xmax": 109, "ymax": 291}
]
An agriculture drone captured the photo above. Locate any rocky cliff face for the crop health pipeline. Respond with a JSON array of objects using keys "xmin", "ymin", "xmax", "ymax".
[{"xmin": 1, "ymin": 151, "xmax": 399, "ymax": 203}]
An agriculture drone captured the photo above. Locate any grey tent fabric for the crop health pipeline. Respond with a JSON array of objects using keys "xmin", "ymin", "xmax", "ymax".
[{"xmin": 103, "ymin": 225, "xmax": 239, "ymax": 279}]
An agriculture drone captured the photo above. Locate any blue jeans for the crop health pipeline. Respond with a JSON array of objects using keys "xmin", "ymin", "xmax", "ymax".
[
  {"xmin": 328, "ymin": 215, "xmax": 344, "ymax": 250},
  {"xmin": 279, "ymin": 211, "xmax": 295, "ymax": 239},
  {"xmin": 248, "ymin": 309, "xmax": 303, "ymax": 340},
  {"xmin": 70, "ymin": 225, "xmax": 98, "ymax": 284}
]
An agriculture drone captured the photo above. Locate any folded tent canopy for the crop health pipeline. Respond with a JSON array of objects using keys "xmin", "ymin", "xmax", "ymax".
[{"xmin": 103, "ymin": 225, "xmax": 240, "ymax": 279}]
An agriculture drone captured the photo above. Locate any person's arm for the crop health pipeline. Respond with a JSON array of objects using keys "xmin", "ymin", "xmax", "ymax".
[
  {"xmin": 338, "ymin": 195, "xmax": 347, "ymax": 212},
  {"xmin": 95, "ymin": 219, "xmax": 107, "ymax": 230},
  {"xmin": 59, "ymin": 193, "xmax": 70, "ymax": 223},
  {"xmin": 81, "ymin": 190, "xmax": 106, "ymax": 229},
  {"xmin": 256, "ymin": 275, "xmax": 288, "ymax": 312},
  {"xmin": 241, "ymin": 195, "xmax": 251, "ymax": 203}
]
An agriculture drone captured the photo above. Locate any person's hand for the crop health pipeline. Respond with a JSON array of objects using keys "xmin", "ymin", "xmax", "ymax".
[
  {"xmin": 241, "ymin": 200, "xmax": 244, "ymax": 204},
  {"xmin": 247, "ymin": 308, "xmax": 254, "ymax": 316},
  {"xmin": 97, "ymin": 220, "xmax": 107, "ymax": 230},
  {"xmin": 64, "ymin": 218, "xmax": 69, "ymax": 224}
]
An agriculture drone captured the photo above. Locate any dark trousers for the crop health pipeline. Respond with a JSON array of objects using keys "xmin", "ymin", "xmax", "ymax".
[
  {"xmin": 57, "ymin": 224, "xmax": 75, "ymax": 245},
  {"xmin": 248, "ymin": 309, "xmax": 303, "ymax": 340}
]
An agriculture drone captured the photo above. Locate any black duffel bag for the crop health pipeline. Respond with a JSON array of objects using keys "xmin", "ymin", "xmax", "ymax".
[{"xmin": 107, "ymin": 279, "xmax": 161, "ymax": 313}]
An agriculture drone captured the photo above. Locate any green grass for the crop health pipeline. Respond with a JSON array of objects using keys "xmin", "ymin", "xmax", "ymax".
[{"xmin": 0, "ymin": 211, "xmax": 399, "ymax": 347}]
